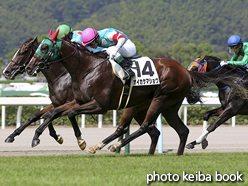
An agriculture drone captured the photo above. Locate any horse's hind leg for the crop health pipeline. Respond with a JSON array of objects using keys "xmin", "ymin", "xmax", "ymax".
[
  {"xmin": 5, "ymin": 104, "xmax": 57, "ymax": 143},
  {"xmin": 133, "ymin": 109, "xmax": 160, "ymax": 155},
  {"xmin": 161, "ymin": 106, "xmax": 189, "ymax": 156},
  {"xmin": 86, "ymin": 108, "xmax": 133, "ymax": 154}
]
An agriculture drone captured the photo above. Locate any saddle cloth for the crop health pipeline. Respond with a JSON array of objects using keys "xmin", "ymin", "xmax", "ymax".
[{"xmin": 109, "ymin": 56, "xmax": 160, "ymax": 86}]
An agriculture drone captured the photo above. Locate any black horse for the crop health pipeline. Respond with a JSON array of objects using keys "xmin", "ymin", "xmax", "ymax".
[{"xmin": 186, "ymin": 56, "xmax": 248, "ymax": 149}]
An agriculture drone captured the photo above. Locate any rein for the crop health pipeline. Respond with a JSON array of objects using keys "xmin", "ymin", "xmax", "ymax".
[
  {"xmin": 81, "ymin": 57, "xmax": 109, "ymax": 80},
  {"xmin": 212, "ymin": 65, "xmax": 248, "ymax": 90}
]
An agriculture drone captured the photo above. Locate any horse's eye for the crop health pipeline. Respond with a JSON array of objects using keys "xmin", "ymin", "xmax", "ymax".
[
  {"xmin": 19, "ymin": 51, "xmax": 25, "ymax": 56},
  {"xmin": 40, "ymin": 44, "xmax": 49, "ymax": 54}
]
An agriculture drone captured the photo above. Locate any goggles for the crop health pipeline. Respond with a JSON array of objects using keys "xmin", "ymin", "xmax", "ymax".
[
  {"xmin": 88, "ymin": 39, "xmax": 98, "ymax": 47},
  {"xmin": 230, "ymin": 45, "xmax": 238, "ymax": 49}
]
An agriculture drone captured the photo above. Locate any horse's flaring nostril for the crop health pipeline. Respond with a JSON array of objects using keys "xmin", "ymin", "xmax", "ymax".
[
  {"xmin": 26, "ymin": 67, "xmax": 31, "ymax": 74},
  {"xmin": 4, "ymin": 70, "xmax": 9, "ymax": 76}
]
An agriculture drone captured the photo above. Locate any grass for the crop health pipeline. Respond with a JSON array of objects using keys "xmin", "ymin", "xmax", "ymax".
[{"xmin": 0, "ymin": 152, "xmax": 247, "ymax": 186}]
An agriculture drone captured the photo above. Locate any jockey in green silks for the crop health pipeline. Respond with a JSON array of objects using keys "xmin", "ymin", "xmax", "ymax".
[{"xmin": 220, "ymin": 35, "xmax": 248, "ymax": 68}]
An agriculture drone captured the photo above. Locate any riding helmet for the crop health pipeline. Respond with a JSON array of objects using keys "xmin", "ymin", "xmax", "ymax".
[
  {"xmin": 56, "ymin": 24, "xmax": 73, "ymax": 39},
  {"xmin": 227, "ymin": 35, "xmax": 243, "ymax": 46}
]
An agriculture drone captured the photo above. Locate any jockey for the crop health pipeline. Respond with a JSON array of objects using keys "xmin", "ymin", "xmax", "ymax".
[
  {"xmin": 56, "ymin": 24, "xmax": 103, "ymax": 50},
  {"xmin": 56, "ymin": 24, "xmax": 73, "ymax": 41},
  {"xmin": 81, "ymin": 28, "xmax": 136, "ymax": 80},
  {"xmin": 221, "ymin": 35, "xmax": 248, "ymax": 68}
]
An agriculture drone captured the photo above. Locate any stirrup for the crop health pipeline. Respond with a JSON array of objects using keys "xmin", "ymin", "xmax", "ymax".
[{"xmin": 123, "ymin": 69, "xmax": 135, "ymax": 80}]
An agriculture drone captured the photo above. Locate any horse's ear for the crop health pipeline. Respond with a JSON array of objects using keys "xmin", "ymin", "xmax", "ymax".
[
  {"xmin": 34, "ymin": 37, "xmax": 38, "ymax": 43},
  {"xmin": 50, "ymin": 29, "xmax": 59, "ymax": 41},
  {"xmin": 48, "ymin": 29, "xmax": 53, "ymax": 36},
  {"xmin": 199, "ymin": 57, "xmax": 204, "ymax": 62}
]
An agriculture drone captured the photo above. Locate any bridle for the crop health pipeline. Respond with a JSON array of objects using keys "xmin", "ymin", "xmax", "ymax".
[
  {"xmin": 33, "ymin": 38, "xmax": 77, "ymax": 70},
  {"xmin": 11, "ymin": 42, "xmax": 38, "ymax": 73}
]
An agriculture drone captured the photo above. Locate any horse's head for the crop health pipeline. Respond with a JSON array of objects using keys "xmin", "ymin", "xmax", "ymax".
[
  {"xmin": 26, "ymin": 31, "xmax": 62, "ymax": 76},
  {"xmin": 188, "ymin": 55, "xmax": 222, "ymax": 73},
  {"xmin": 3, "ymin": 37, "xmax": 39, "ymax": 79}
]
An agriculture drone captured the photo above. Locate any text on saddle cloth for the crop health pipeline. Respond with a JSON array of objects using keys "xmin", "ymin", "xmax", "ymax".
[{"xmin": 109, "ymin": 56, "xmax": 160, "ymax": 86}]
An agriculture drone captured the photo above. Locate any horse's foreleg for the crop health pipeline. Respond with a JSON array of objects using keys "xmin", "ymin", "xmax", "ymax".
[
  {"xmin": 186, "ymin": 106, "xmax": 235, "ymax": 149},
  {"xmin": 200, "ymin": 107, "xmax": 223, "ymax": 149},
  {"xmin": 47, "ymin": 123, "xmax": 63, "ymax": 144},
  {"xmin": 67, "ymin": 100, "xmax": 107, "ymax": 151},
  {"xmin": 32, "ymin": 101, "xmax": 82, "ymax": 148},
  {"xmin": 5, "ymin": 104, "xmax": 54, "ymax": 143}
]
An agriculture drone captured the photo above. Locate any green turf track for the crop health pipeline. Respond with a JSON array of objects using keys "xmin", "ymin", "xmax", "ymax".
[{"xmin": 0, "ymin": 152, "xmax": 246, "ymax": 186}]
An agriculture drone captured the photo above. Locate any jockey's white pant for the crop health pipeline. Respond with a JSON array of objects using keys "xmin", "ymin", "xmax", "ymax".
[{"xmin": 105, "ymin": 39, "xmax": 136, "ymax": 58}]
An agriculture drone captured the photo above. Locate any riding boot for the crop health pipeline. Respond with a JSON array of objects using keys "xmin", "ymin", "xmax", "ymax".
[{"xmin": 115, "ymin": 55, "xmax": 135, "ymax": 80}]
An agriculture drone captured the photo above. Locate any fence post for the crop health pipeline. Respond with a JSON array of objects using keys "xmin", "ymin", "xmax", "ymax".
[
  {"xmin": 16, "ymin": 106, "xmax": 23, "ymax": 128},
  {"xmin": 98, "ymin": 114, "xmax": 102, "ymax": 128},
  {"xmin": 113, "ymin": 110, "xmax": 117, "ymax": 127},
  {"xmin": 1, "ymin": 106, "xmax": 5, "ymax": 129},
  {"xmin": 232, "ymin": 116, "xmax": 235, "ymax": 127},
  {"xmin": 156, "ymin": 114, "xmax": 163, "ymax": 153},
  {"xmin": 81, "ymin": 114, "xmax": 85, "ymax": 128},
  {"xmin": 184, "ymin": 106, "xmax": 187, "ymax": 125},
  {"xmin": 40, "ymin": 106, "xmax": 44, "ymax": 124}
]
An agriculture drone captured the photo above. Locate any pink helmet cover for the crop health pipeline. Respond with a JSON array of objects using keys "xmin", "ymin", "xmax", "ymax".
[{"xmin": 81, "ymin": 28, "xmax": 99, "ymax": 45}]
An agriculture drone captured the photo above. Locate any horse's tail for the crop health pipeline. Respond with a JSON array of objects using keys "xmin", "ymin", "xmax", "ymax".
[
  {"xmin": 186, "ymin": 89, "xmax": 202, "ymax": 105},
  {"xmin": 188, "ymin": 70, "xmax": 248, "ymax": 100}
]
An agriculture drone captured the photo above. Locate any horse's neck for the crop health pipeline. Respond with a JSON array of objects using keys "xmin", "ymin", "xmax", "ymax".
[
  {"xmin": 41, "ymin": 62, "xmax": 67, "ymax": 84},
  {"xmin": 61, "ymin": 41, "xmax": 106, "ymax": 80}
]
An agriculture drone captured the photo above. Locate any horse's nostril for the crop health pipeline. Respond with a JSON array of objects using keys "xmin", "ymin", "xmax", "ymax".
[
  {"xmin": 4, "ymin": 70, "xmax": 9, "ymax": 76},
  {"xmin": 26, "ymin": 67, "xmax": 31, "ymax": 73}
]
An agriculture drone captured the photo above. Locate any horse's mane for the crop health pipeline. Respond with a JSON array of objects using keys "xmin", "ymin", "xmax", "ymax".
[
  {"xmin": 204, "ymin": 55, "xmax": 221, "ymax": 62},
  {"xmin": 70, "ymin": 41, "xmax": 108, "ymax": 58}
]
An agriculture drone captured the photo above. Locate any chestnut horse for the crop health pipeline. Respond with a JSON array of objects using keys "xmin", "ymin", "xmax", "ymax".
[
  {"xmin": 186, "ymin": 56, "xmax": 248, "ymax": 149},
  {"xmin": 26, "ymin": 31, "xmax": 245, "ymax": 155},
  {"xmin": 3, "ymin": 38, "xmax": 86, "ymax": 150}
]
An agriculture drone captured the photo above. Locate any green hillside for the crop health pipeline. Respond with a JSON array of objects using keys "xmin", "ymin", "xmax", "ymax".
[{"xmin": 0, "ymin": 0, "xmax": 246, "ymax": 67}]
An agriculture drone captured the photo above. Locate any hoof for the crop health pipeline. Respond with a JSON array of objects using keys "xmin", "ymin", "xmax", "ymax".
[
  {"xmin": 79, "ymin": 141, "xmax": 86, "ymax": 150},
  {"xmin": 86, "ymin": 147, "xmax": 96, "ymax": 154},
  {"xmin": 201, "ymin": 139, "xmax": 208, "ymax": 149},
  {"xmin": 107, "ymin": 145, "xmax": 116, "ymax": 152},
  {"xmin": 32, "ymin": 139, "xmax": 40, "ymax": 148},
  {"xmin": 185, "ymin": 143, "xmax": 195, "ymax": 149},
  {"xmin": 56, "ymin": 135, "xmax": 63, "ymax": 144},
  {"xmin": 5, "ymin": 136, "xmax": 15, "ymax": 143}
]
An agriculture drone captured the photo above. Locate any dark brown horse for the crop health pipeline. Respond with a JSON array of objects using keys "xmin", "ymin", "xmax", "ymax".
[
  {"xmin": 3, "ymin": 38, "xmax": 86, "ymax": 150},
  {"xmin": 186, "ymin": 56, "xmax": 248, "ymax": 149},
  {"xmin": 25, "ymin": 31, "xmax": 246, "ymax": 155}
]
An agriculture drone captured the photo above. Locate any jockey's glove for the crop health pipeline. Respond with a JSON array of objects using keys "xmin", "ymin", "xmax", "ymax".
[{"xmin": 220, "ymin": 60, "xmax": 229, "ymax": 66}]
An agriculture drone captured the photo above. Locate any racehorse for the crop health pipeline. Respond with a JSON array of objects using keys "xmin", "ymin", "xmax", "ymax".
[
  {"xmin": 3, "ymin": 37, "xmax": 86, "ymax": 150},
  {"xmin": 4, "ymin": 37, "xmax": 157, "ymax": 153},
  {"xmin": 25, "ymin": 31, "xmax": 246, "ymax": 155},
  {"xmin": 186, "ymin": 56, "xmax": 248, "ymax": 149}
]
